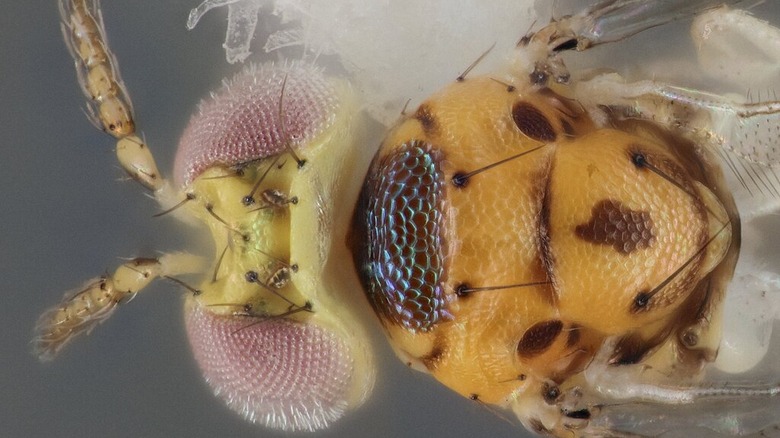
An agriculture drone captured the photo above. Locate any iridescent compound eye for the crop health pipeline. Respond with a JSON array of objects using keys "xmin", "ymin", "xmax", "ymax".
[{"xmin": 355, "ymin": 140, "xmax": 450, "ymax": 332}]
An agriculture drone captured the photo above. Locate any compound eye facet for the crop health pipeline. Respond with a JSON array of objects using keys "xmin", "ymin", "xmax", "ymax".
[
  {"xmin": 171, "ymin": 60, "xmax": 372, "ymax": 431},
  {"xmin": 185, "ymin": 300, "xmax": 355, "ymax": 432},
  {"xmin": 173, "ymin": 62, "xmax": 339, "ymax": 187},
  {"xmin": 354, "ymin": 140, "xmax": 450, "ymax": 332}
]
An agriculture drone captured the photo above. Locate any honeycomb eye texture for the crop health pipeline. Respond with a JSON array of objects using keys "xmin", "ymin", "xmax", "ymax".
[
  {"xmin": 356, "ymin": 141, "xmax": 450, "ymax": 331},
  {"xmin": 185, "ymin": 302, "xmax": 354, "ymax": 431},
  {"xmin": 173, "ymin": 62, "xmax": 339, "ymax": 187}
]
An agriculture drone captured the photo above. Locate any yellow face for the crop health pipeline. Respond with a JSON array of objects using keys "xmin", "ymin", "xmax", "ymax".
[{"xmin": 351, "ymin": 75, "xmax": 736, "ymax": 407}]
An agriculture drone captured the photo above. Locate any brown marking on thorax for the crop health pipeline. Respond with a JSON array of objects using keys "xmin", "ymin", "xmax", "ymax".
[
  {"xmin": 575, "ymin": 199, "xmax": 655, "ymax": 255},
  {"xmin": 517, "ymin": 320, "xmax": 563, "ymax": 358},
  {"xmin": 512, "ymin": 101, "xmax": 557, "ymax": 142}
]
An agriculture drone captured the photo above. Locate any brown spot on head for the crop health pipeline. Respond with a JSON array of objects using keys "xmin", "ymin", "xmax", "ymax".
[
  {"xmin": 512, "ymin": 101, "xmax": 556, "ymax": 142},
  {"xmin": 575, "ymin": 199, "xmax": 655, "ymax": 255},
  {"xmin": 517, "ymin": 320, "xmax": 563, "ymax": 358},
  {"xmin": 415, "ymin": 104, "xmax": 438, "ymax": 135}
]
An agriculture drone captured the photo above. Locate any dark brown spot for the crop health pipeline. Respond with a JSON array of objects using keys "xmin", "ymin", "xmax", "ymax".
[
  {"xmin": 575, "ymin": 199, "xmax": 655, "ymax": 255},
  {"xmin": 542, "ymin": 382, "xmax": 561, "ymax": 404},
  {"xmin": 512, "ymin": 101, "xmax": 556, "ymax": 142},
  {"xmin": 565, "ymin": 409, "xmax": 591, "ymax": 420},
  {"xmin": 469, "ymin": 393, "xmax": 480, "ymax": 401},
  {"xmin": 565, "ymin": 325, "xmax": 581, "ymax": 348},
  {"xmin": 415, "ymin": 104, "xmax": 438, "ymax": 135},
  {"xmin": 517, "ymin": 320, "xmax": 563, "ymax": 358},
  {"xmin": 455, "ymin": 283, "xmax": 472, "ymax": 298},
  {"xmin": 631, "ymin": 290, "xmax": 652, "ymax": 313},
  {"xmin": 553, "ymin": 38, "xmax": 578, "ymax": 52}
]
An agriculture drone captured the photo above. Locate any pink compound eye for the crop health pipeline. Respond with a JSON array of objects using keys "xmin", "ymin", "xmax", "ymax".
[
  {"xmin": 185, "ymin": 301, "xmax": 354, "ymax": 431},
  {"xmin": 172, "ymin": 61, "xmax": 371, "ymax": 430},
  {"xmin": 173, "ymin": 62, "xmax": 339, "ymax": 187}
]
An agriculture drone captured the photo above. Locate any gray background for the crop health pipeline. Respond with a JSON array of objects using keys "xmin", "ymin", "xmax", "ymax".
[{"xmin": 2, "ymin": 1, "xmax": 779, "ymax": 438}]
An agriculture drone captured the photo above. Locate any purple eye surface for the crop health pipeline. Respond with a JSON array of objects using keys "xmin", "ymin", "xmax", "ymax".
[
  {"xmin": 185, "ymin": 300, "xmax": 355, "ymax": 431},
  {"xmin": 171, "ymin": 61, "xmax": 369, "ymax": 431},
  {"xmin": 173, "ymin": 63, "xmax": 339, "ymax": 187}
]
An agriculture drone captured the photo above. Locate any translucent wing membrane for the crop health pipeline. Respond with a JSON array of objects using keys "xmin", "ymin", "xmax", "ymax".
[
  {"xmin": 187, "ymin": 0, "xmax": 536, "ymax": 122},
  {"xmin": 560, "ymin": 0, "xmax": 750, "ymax": 49},
  {"xmin": 574, "ymin": 76, "xmax": 780, "ymax": 200},
  {"xmin": 187, "ymin": 0, "xmax": 263, "ymax": 63}
]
